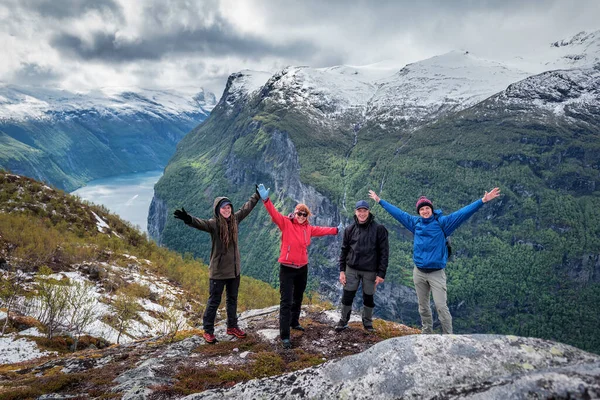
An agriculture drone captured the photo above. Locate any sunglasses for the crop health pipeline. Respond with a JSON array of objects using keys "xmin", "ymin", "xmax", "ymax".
[{"xmin": 295, "ymin": 211, "xmax": 308, "ymax": 217}]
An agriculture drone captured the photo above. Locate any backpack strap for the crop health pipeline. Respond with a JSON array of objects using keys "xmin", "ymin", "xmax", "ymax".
[{"xmin": 434, "ymin": 214, "xmax": 448, "ymax": 238}]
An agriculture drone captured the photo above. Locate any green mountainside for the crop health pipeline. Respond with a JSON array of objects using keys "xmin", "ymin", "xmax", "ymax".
[
  {"xmin": 151, "ymin": 66, "xmax": 600, "ymax": 353},
  {"xmin": 0, "ymin": 86, "xmax": 216, "ymax": 191},
  {"xmin": 0, "ymin": 114, "xmax": 200, "ymax": 192}
]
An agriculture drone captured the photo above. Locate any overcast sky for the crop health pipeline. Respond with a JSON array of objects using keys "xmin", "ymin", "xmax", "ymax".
[{"xmin": 1, "ymin": 0, "xmax": 598, "ymax": 97}]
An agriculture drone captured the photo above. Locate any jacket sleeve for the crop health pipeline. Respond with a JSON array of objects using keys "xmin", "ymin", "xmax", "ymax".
[
  {"xmin": 234, "ymin": 192, "xmax": 260, "ymax": 223},
  {"xmin": 188, "ymin": 216, "xmax": 214, "ymax": 233},
  {"xmin": 379, "ymin": 200, "xmax": 417, "ymax": 233},
  {"xmin": 262, "ymin": 198, "xmax": 286, "ymax": 230},
  {"xmin": 377, "ymin": 225, "xmax": 389, "ymax": 279},
  {"xmin": 440, "ymin": 199, "xmax": 484, "ymax": 235},
  {"xmin": 338, "ymin": 226, "xmax": 350, "ymax": 272},
  {"xmin": 310, "ymin": 225, "xmax": 338, "ymax": 237}
]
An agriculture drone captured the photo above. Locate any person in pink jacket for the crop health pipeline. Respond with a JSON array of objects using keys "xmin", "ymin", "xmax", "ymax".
[{"xmin": 257, "ymin": 184, "xmax": 342, "ymax": 349}]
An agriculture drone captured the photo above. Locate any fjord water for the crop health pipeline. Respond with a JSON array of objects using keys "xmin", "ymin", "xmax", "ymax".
[{"xmin": 71, "ymin": 170, "xmax": 163, "ymax": 233}]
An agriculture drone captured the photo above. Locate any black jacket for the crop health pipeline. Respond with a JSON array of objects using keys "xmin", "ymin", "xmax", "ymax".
[{"xmin": 339, "ymin": 213, "xmax": 389, "ymax": 278}]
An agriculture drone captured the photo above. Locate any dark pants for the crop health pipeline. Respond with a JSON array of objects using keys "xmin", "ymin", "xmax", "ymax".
[
  {"xmin": 203, "ymin": 275, "xmax": 241, "ymax": 334},
  {"xmin": 279, "ymin": 264, "xmax": 308, "ymax": 340}
]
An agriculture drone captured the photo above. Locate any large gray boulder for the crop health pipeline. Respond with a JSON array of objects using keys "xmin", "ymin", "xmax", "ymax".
[{"xmin": 183, "ymin": 334, "xmax": 600, "ymax": 399}]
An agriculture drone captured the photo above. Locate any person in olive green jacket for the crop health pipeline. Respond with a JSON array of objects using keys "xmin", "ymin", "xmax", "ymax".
[{"xmin": 174, "ymin": 190, "xmax": 260, "ymax": 344}]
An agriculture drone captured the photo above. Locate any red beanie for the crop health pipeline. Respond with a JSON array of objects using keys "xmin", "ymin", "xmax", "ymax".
[{"xmin": 416, "ymin": 196, "xmax": 433, "ymax": 213}]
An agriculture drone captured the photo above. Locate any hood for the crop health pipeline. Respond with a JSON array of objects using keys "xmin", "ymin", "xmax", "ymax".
[{"xmin": 213, "ymin": 196, "xmax": 233, "ymax": 218}]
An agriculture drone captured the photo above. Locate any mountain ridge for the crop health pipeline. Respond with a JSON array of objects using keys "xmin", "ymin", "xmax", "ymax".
[{"xmin": 149, "ymin": 30, "xmax": 600, "ymax": 354}]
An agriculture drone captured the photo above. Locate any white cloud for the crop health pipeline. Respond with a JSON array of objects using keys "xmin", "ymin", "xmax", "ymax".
[{"xmin": 0, "ymin": 0, "xmax": 598, "ymax": 96}]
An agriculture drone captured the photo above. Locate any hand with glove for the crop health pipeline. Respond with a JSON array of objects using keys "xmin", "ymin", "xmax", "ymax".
[
  {"xmin": 337, "ymin": 222, "xmax": 343, "ymax": 234},
  {"xmin": 257, "ymin": 183, "xmax": 270, "ymax": 201},
  {"xmin": 173, "ymin": 207, "xmax": 192, "ymax": 224}
]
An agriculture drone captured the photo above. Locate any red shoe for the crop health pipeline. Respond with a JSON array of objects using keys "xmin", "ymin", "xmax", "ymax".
[
  {"xmin": 226, "ymin": 327, "xmax": 247, "ymax": 338},
  {"xmin": 203, "ymin": 332, "xmax": 217, "ymax": 344}
]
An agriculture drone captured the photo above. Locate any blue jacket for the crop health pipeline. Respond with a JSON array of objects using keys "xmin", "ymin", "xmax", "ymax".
[{"xmin": 379, "ymin": 199, "xmax": 484, "ymax": 270}]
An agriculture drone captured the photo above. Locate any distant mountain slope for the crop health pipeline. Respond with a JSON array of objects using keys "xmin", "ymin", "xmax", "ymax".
[
  {"xmin": 0, "ymin": 86, "xmax": 217, "ymax": 191},
  {"xmin": 149, "ymin": 31, "xmax": 600, "ymax": 353}
]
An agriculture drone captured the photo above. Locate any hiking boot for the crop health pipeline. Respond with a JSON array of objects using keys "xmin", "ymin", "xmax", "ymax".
[
  {"xmin": 291, "ymin": 325, "xmax": 305, "ymax": 331},
  {"xmin": 203, "ymin": 332, "xmax": 217, "ymax": 344},
  {"xmin": 363, "ymin": 325, "xmax": 375, "ymax": 332},
  {"xmin": 281, "ymin": 338, "xmax": 292, "ymax": 349},
  {"xmin": 334, "ymin": 320, "xmax": 348, "ymax": 332},
  {"xmin": 226, "ymin": 327, "xmax": 247, "ymax": 338}
]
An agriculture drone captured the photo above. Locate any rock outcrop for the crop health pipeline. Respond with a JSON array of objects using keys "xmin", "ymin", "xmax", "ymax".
[{"xmin": 184, "ymin": 334, "xmax": 600, "ymax": 400}]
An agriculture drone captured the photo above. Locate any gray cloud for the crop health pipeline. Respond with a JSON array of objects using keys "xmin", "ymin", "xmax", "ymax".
[
  {"xmin": 50, "ymin": 18, "xmax": 318, "ymax": 63},
  {"xmin": 20, "ymin": 0, "xmax": 123, "ymax": 20},
  {"xmin": 1, "ymin": 0, "xmax": 598, "ymax": 94},
  {"xmin": 11, "ymin": 63, "xmax": 63, "ymax": 86}
]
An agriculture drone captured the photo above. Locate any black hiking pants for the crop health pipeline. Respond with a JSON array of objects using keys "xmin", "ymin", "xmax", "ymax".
[
  {"xmin": 203, "ymin": 275, "xmax": 240, "ymax": 334},
  {"xmin": 279, "ymin": 264, "xmax": 308, "ymax": 340}
]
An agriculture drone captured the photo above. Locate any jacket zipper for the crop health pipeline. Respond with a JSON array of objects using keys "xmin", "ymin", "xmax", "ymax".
[
  {"xmin": 285, "ymin": 245, "xmax": 290, "ymax": 260},
  {"xmin": 303, "ymin": 229, "xmax": 308, "ymax": 254}
]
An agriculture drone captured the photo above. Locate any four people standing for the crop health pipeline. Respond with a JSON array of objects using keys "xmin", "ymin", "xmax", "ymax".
[{"xmin": 175, "ymin": 182, "xmax": 501, "ymax": 345}]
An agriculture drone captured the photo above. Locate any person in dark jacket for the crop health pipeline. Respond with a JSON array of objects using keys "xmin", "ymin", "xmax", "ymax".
[
  {"xmin": 368, "ymin": 187, "xmax": 500, "ymax": 334},
  {"xmin": 173, "ymin": 190, "xmax": 260, "ymax": 344},
  {"xmin": 257, "ymin": 183, "xmax": 342, "ymax": 349},
  {"xmin": 335, "ymin": 200, "xmax": 389, "ymax": 332}
]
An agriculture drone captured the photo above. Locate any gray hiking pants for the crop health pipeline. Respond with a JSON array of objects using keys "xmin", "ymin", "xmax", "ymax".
[{"xmin": 413, "ymin": 267, "xmax": 452, "ymax": 334}]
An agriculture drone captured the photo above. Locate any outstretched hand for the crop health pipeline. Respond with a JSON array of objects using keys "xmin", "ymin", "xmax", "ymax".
[
  {"xmin": 173, "ymin": 207, "xmax": 192, "ymax": 224},
  {"xmin": 257, "ymin": 183, "xmax": 270, "ymax": 201},
  {"xmin": 337, "ymin": 222, "xmax": 343, "ymax": 233},
  {"xmin": 482, "ymin": 187, "xmax": 501, "ymax": 203},
  {"xmin": 368, "ymin": 190, "xmax": 380, "ymax": 203}
]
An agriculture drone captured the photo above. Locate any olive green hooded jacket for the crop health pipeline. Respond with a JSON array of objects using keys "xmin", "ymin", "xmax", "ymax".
[{"xmin": 186, "ymin": 192, "xmax": 260, "ymax": 279}]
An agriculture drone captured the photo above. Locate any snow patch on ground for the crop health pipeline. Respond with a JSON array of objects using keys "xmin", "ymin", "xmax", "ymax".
[
  {"xmin": 91, "ymin": 211, "xmax": 109, "ymax": 232},
  {"xmin": 0, "ymin": 336, "xmax": 56, "ymax": 365},
  {"xmin": 19, "ymin": 327, "xmax": 45, "ymax": 337}
]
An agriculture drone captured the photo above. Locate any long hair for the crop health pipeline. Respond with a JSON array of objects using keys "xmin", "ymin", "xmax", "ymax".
[{"xmin": 217, "ymin": 213, "xmax": 238, "ymax": 249}]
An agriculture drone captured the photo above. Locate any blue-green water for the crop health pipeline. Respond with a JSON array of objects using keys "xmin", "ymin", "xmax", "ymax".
[{"xmin": 71, "ymin": 170, "xmax": 163, "ymax": 233}]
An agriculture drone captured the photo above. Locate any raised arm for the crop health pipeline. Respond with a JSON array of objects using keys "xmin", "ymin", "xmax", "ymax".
[
  {"xmin": 442, "ymin": 187, "xmax": 501, "ymax": 235},
  {"xmin": 369, "ymin": 190, "xmax": 417, "ymax": 233},
  {"xmin": 234, "ymin": 191, "xmax": 260, "ymax": 223},
  {"xmin": 174, "ymin": 207, "xmax": 214, "ymax": 233},
  {"xmin": 310, "ymin": 224, "xmax": 339, "ymax": 237},
  {"xmin": 258, "ymin": 184, "xmax": 287, "ymax": 230}
]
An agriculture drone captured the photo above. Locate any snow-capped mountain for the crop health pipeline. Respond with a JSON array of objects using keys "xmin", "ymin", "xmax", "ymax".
[
  {"xmin": 223, "ymin": 31, "xmax": 599, "ymax": 128},
  {"xmin": 0, "ymin": 85, "xmax": 218, "ymax": 191},
  {"xmin": 0, "ymin": 85, "xmax": 217, "ymax": 121},
  {"xmin": 367, "ymin": 50, "xmax": 531, "ymax": 124},
  {"xmin": 507, "ymin": 30, "xmax": 600, "ymax": 73},
  {"xmin": 494, "ymin": 65, "xmax": 600, "ymax": 118}
]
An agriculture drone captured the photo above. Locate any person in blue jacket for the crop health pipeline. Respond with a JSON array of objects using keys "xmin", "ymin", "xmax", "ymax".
[{"xmin": 368, "ymin": 187, "xmax": 500, "ymax": 334}]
